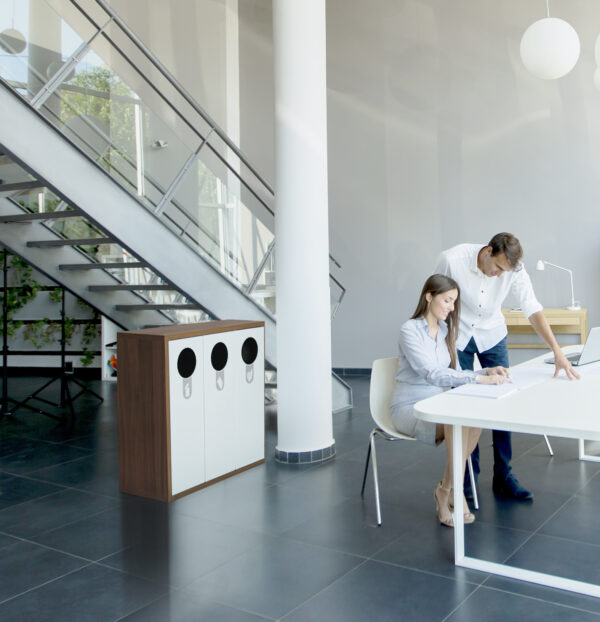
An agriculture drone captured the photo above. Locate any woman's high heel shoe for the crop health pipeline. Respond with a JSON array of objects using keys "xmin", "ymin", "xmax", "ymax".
[
  {"xmin": 449, "ymin": 493, "xmax": 476, "ymax": 525},
  {"xmin": 434, "ymin": 482, "xmax": 454, "ymax": 527}
]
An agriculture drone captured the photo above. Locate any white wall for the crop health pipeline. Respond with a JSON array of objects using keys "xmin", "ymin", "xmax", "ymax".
[{"xmin": 105, "ymin": 0, "xmax": 600, "ymax": 368}]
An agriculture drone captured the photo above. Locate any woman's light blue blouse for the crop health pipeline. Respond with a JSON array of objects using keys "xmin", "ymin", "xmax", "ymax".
[{"xmin": 391, "ymin": 317, "xmax": 479, "ymax": 409}]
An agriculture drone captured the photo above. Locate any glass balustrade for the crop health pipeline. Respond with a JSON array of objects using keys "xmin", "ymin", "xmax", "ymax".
[{"xmin": 0, "ymin": 0, "xmax": 345, "ymax": 319}]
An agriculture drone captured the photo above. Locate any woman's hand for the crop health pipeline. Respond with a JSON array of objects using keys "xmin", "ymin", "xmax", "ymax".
[
  {"xmin": 476, "ymin": 373, "xmax": 508, "ymax": 385},
  {"xmin": 485, "ymin": 366, "xmax": 510, "ymax": 377}
]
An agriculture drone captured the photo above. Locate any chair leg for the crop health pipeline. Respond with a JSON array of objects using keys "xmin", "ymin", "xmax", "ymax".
[
  {"xmin": 467, "ymin": 456, "xmax": 479, "ymax": 511},
  {"xmin": 370, "ymin": 433, "xmax": 382, "ymax": 526},
  {"xmin": 360, "ymin": 439, "xmax": 372, "ymax": 497},
  {"xmin": 544, "ymin": 434, "xmax": 554, "ymax": 456}
]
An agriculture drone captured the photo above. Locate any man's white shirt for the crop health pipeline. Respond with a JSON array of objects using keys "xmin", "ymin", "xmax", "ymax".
[{"xmin": 435, "ymin": 243, "xmax": 542, "ymax": 352}]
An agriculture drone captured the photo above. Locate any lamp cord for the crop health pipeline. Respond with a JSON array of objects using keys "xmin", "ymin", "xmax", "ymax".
[{"xmin": 546, "ymin": 0, "xmax": 550, "ymax": 18}]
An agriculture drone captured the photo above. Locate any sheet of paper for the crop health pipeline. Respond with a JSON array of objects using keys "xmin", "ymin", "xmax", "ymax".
[
  {"xmin": 509, "ymin": 366, "xmax": 554, "ymax": 389},
  {"xmin": 448, "ymin": 383, "xmax": 518, "ymax": 399}
]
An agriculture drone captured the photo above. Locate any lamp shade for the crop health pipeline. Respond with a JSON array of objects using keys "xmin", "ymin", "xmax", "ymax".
[
  {"xmin": 520, "ymin": 17, "xmax": 580, "ymax": 80},
  {"xmin": 0, "ymin": 28, "xmax": 26, "ymax": 54}
]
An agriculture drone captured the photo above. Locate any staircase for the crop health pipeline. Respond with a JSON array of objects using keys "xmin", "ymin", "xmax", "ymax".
[{"xmin": 0, "ymin": 0, "xmax": 352, "ymax": 412}]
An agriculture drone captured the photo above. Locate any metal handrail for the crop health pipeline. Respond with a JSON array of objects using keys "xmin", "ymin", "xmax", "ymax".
[
  {"xmin": 90, "ymin": 0, "xmax": 274, "ymax": 196},
  {"xmin": 70, "ymin": 0, "xmax": 343, "ymax": 272},
  {"xmin": 4, "ymin": 0, "xmax": 346, "ymax": 308}
]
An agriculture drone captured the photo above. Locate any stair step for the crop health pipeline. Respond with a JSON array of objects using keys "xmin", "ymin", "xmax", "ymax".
[
  {"xmin": 0, "ymin": 180, "xmax": 43, "ymax": 193},
  {"xmin": 115, "ymin": 303, "xmax": 202, "ymax": 311},
  {"xmin": 27, "ymin": 237, "xmax": 114, "ymax": 248},
  {"xmin": 59, "ymin": 262, "xmax": 146, "ymax": 270},
  {"xmin": 89, "ymin": 284, "xmax": 175, "ymax": 291},
  {"xmin": 0, "ymin": 211, "xmax": 81, "ymax": 223}
]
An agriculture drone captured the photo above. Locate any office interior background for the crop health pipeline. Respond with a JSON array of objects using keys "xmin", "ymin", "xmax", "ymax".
[
  {"xmin": 2, "ymin": 1, "xmax": 600, "ymax": 621},
  {"xmin": 105, "ymin": 0, "xmax": 600, "ymax": 368}
]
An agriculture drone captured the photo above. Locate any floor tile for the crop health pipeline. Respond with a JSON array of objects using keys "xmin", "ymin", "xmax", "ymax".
[
  {"xmin": 505, "ymin": 533, "xmax": 600, "ymax": 585},
  {"xmin": 119, "ymin": 590, "xmax": 273, "ymax": 621},
  {"xmin": 0, "ymin": 540, "xmax": 88, "ymax": 602},
  {"xmin": 281, "ymin": 497, "xmax": 407, "ymax": 557},
  {"xmin": 31, "ymin": 505, "xmax": 142, "ymax": 561},
  {"xmin": 0, "ymin": 487, "xmax": 118, "ymax": 538},
  {"xmin": 101, "ymin": 513, "xmax": 271, "ymax": 588},
  {"xmin": 29, "ymin": 449, "xmax": 120, "ymax": 497},
  {"xmin": 0, "ymin": 563, "xmax": 165, "ymax": 622},
  {"xmin": 0, "ymin": 473, "xmax": 63, "ymax": 510},
  {"xmin": 373, "ymin": 517, "xmax": 529, "ymax": 583},
  {"xmin": 281, "ymin": 559, "xmax": 476, "ymax": 622},
  {"xmin": 184, "ymin": 536, "xmax": 362, "ymax": 619},
  {"xmin": 540, "ymin": 493, "xmax": 600, "ymax": 546},
  {"xmin": 482, "ymin": 575, "xmax": 600, "ymax": 615},
  {"xmin": 0, "ymin": 442, "xmax": 90, "ymax": 476},
  {"xmin": 446, "ymin": 584, "xmax": 600, "ymax": 622},
  {"xmin": 173, "ymin": 478, "xmax": 342, "ymax": 536}
]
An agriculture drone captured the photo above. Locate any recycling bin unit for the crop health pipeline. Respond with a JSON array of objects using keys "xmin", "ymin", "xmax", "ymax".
[{"xmin": 117, "ymin": 320, "xmax": 265, "ymax": 501}]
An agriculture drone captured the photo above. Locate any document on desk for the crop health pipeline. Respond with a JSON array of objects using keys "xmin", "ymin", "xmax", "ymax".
[
  {"xmin": 448, "ymin": 383, "xmax": 517, "ymax": 399},
  {"xmin": 449, "ymin": 366, "xmax": 554, "ymax": 399}
]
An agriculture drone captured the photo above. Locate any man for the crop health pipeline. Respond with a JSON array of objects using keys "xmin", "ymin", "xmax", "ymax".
[{"xmin": 435, "ymin": 232, "xmax": 579, "ymax": 501}]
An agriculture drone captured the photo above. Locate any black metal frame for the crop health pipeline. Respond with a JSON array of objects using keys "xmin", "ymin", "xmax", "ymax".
[{"xmin": 1, "ymin": 248, "xmax": 103, "ymax": 419}]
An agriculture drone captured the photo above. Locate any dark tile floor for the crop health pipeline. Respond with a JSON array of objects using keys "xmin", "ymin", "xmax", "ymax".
[{"xmin": 2, "ymin": 375, "xmax": 600, "ymax": 620}]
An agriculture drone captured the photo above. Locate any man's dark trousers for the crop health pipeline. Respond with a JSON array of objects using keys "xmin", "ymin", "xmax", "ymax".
[{"xmin": 458, "ymin": 336, "xmax": 512, "ymax": 482}]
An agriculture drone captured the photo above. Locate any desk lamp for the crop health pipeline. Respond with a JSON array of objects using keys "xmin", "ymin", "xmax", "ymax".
[{"xmin": 536, "ymin": 259, "xmax": 580, "ymax": 310}]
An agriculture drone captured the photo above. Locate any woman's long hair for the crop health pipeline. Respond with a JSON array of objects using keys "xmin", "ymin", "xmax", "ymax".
[{"xmin": 411, "ymin": 274, "xmax": 461, "ymax": 369}]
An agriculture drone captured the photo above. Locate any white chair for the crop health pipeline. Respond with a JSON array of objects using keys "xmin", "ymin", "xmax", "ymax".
[{"xmin": 360, "ymin": 357, "xmax": 479, "ymax": 526}]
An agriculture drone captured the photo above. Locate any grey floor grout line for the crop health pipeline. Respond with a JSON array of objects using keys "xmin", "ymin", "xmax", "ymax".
[
  {"xmin": 0, "ymin": 562, "xmax": 94, "ymax": 606},
  {"xmin": 475, "ymin": 582, "xmax": 600, "ymax": 618},
  {"xmin": 276, "ymin": 559, "xmax": 370, "ymax": 621}
]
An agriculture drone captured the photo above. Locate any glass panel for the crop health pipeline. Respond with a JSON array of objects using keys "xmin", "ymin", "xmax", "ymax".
[{"xmin": 0, "ymin": 0, "xmax": 344, "ymax": 325}]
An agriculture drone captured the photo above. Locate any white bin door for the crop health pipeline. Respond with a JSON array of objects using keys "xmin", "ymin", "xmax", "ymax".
[
  {"xmin": 203, "ymin": 332, "xmax": 238, "ymax": 481},
  {"xmin": 232, "ymin": 327, "xmax": 265, "ymax": 468},
  {"xmin": 168, "ymin": 336, "xmax": 205, "ymax": 495}
]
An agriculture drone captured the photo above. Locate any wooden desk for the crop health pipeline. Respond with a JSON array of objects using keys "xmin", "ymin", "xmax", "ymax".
[
  {"xmin": 415, "ymin": 346, "xmax": 600, "ymax": 598},
  {"xmin": 502, "ymin": 307, "xmax": 588, "ymax": 349}
]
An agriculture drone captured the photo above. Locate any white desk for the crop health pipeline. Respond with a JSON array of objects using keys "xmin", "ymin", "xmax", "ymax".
[{"xmin": 414, "ymin": 345, "xmax": 600, "ymax": 598}]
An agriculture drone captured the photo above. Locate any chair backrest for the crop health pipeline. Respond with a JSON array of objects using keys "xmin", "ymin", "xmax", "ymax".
[{"xmin": 369, "ymin": 357, "xmax": 403, "ymax": 437}]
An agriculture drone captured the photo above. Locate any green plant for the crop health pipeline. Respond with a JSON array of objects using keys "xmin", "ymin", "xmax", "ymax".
[
  {"xmin": 2, "ymin": 252, "xmax": 101, "ymax": 367},
  {"xmin": 0, "ymin": 254, "xmax": 43, "ymax": 336}
]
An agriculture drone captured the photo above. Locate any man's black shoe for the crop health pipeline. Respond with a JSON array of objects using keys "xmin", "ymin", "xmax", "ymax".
[{"xmin": 492, "ymin": 474, "xmax": 533, "ymax": 500}]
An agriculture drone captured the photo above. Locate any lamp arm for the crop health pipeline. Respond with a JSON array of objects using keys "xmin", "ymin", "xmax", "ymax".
[{"xmin": 542, "ymin": 261, "xmax": 576, "ymax": 307}]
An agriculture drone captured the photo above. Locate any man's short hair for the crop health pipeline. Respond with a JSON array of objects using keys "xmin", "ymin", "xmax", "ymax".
[{"xmin": 488, "ymin": 232, "xmax": 523, "ymax": 268}]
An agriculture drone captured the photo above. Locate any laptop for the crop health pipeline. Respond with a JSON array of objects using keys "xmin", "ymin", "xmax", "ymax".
[{"xmin": 545, "ymin": 327, "xmax": 600, "ymax": 366}]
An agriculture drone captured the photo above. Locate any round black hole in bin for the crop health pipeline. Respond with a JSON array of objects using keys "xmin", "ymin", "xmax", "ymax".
[
  {"xmin": 241, "ymin": 337, "xmax": 258, "ymax": 365},
  {"xmin": 177, "ymin": 348, "xmax": 196, "ymax": 378},
  {"xmin": 211, "ymin": 342, "xmax": 228, "ymax": 371}
]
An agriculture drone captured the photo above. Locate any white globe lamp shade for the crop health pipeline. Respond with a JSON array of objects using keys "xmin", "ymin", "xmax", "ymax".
[
  {"xmin": 594, "ymin": 67, "xmax": 600, "ymax": 91},
  {"xmin": 520, "ymin": 17, "xmax": 580, "ymax": 80}
]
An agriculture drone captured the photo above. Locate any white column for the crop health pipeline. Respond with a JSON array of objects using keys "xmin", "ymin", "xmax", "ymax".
[{"xmin": 273, "ymin": 0, "xmax": 334, "ymax": 461}]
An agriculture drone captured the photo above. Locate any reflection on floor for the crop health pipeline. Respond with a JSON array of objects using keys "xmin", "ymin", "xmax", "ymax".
[{"xmin": 2, "ymin": 375, "xmax": 600, "ymax": 621}]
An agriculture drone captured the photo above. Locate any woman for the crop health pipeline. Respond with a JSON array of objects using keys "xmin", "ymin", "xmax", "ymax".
[{"xmin": 390, "ymin": 274, "xmax": 509, "ymax": 527}]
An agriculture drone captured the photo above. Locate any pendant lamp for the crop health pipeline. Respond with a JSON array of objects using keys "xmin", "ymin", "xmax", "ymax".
[{"xmin": 520, "ymin": 1, "xmax": 580, "ymax": 80}]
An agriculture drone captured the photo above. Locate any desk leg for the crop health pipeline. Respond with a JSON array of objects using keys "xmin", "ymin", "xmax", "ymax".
[
  {"xmin": 453, "ymin": 428, "xmax": 600, "ymax": 598},
  {"xmin": 579, "ymin": 439, "xmax": 600, "ymax": 462},
  {"xmin": 453, "ymin": 424, "xmax": 464, "ymax": 563}
]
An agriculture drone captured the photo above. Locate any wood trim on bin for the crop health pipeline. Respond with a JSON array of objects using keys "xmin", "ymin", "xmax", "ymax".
[{"xmin": 117, "ymin": 333, "xmax": 169, "ymax": 501}]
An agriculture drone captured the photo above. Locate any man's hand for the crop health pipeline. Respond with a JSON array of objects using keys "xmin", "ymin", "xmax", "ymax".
[
  {"xmin": 553, "ymin": 350, "xmax": 580, "ymax": 380},
  {"xmin": 486, "ymin": 366, "xmax": 511, "ymax": 378}
]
